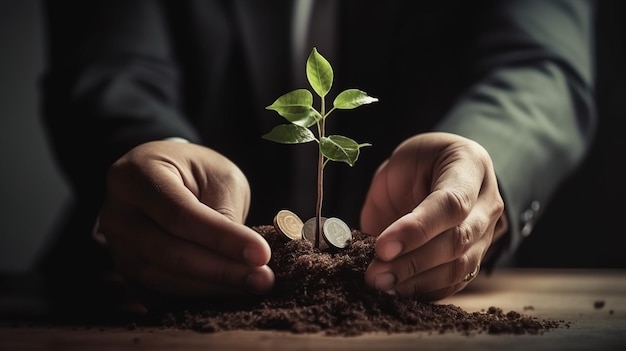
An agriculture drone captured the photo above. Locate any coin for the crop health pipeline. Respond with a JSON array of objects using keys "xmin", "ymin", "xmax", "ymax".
[
  {"xmin": 302, "ymin": 216, "xmax": 329, "ymax": 250},
  {"xmin": 323, "ymin": 217, "xmax": 352, "ymax": 249},
  {"xmin": 273, "ymin": 209, "xmax": 304, "ymax": 241}
]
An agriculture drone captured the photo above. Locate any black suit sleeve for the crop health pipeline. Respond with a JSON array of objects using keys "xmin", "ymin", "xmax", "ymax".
[
  {"xmin": 434, "ymin": 0, "xmax": 597, "ymax": 267},
  {"xmin": 40, "ymin": 0, "xmax": 200, "ymax": 204}
]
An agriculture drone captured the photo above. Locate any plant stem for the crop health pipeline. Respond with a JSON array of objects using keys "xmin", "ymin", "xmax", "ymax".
[
  {"xmin": 315, "ymin": 142, "xmax": 323, "ymax": 248},
  {"xmin": 315, "ymin": 99, "xmax": 326, "ymax": 248}
]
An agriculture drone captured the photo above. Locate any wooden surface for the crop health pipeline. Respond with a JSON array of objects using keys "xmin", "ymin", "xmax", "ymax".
[{"xmin": 1, "ymin": 268, "xmax": 624, "ymax": 350}]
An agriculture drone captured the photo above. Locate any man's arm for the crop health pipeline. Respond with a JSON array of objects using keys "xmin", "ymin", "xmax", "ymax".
[
  {"xmin": 435, "ymin": 0, "xmax": 597, "ymax": 266},
  {"xmin": 40, "ymin": 0, "xmax": 200, "ymax": 201}
]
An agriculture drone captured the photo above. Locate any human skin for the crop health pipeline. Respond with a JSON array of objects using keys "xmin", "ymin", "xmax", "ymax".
[
  {"xmin": 98, "ymin": 140, "xmax": 275, "ymax": 297},
  {"xmin": 98, "ymin": 132, "xmax": 505, "ymax": 302},
  {"xmin": 361, "ymin": 132, "xmax": 506, "ymax": 301}
]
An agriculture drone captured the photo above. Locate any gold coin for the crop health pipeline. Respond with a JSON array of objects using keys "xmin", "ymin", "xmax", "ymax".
[
  {"xmin": 302, "ymin": 217, "xmax": 329, "ymax": 250},
  {"xmin": 323, "ymin": 217, "xmax": 352, "ymax": 249},
  {"xmin": 273, "ymin": 209, "xmax": 304, "ymax": 241}
]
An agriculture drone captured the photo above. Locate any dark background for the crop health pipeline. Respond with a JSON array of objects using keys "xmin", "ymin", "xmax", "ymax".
[{"xmin": 0, "ymin": 1, "xmax": 624, "ymax": 273}]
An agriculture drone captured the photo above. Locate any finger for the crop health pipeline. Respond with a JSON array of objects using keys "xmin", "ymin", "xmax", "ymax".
[
  {"xmin": 115, "ymin": 253, "xmax": 275, "ymax": 296},
  {"xmin": 366, "ymin": 194, "xmax": 498, "ymax": 291},
  {"xmin": 374, "ymin": 156, "xmax": 486, "ymax": 261},
  {"xmin": 130, "ymin": 165, "xmax": 271, "ymax": 266},
  {"xmin": 382, "ymin": 248, "xmax": 482, "ymax": 301},
  {"xmin": 103, "ymin": 209, "xmax": 275, "ymax": 292},
  {"xmin": 360, "ymin": 160, "xmax": 401, "ymax": 236}
]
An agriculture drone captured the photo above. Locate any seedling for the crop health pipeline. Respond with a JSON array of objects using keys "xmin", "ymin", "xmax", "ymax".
[{"xmin": 263, "ymin": 47, "xmax": 378, "ymax": 248}]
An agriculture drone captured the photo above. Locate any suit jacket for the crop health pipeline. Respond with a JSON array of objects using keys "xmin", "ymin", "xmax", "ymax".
[{"xmin": 38, "ymin": 0, "xmax": 596, "ymax": 274}]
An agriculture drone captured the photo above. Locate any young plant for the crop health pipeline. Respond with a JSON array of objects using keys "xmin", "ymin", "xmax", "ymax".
[{"xmin": 263, "ymin": 47, "xmax": 378, "ymax": 248}]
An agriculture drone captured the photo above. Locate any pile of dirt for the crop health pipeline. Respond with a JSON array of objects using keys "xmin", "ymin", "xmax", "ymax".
[{"xmin": 156, "ymin": 225, "xmax": 565, "ymax": 336}]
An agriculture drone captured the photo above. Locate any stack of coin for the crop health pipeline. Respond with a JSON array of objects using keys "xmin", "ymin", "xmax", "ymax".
[
  {"xmin": 273, "ymin": 209, "xmax": 304, "ymax": 241},
  {"xmin": 275, "ymin": 210, "xmax": 353, "ymax": 250},
  {"xmin": 302, "ymin": 217, "xmax": 329, "ymax": 250}
]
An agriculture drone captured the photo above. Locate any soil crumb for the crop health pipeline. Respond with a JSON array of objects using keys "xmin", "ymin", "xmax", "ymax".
[{"xmin": 155, "ymin": 225, "xmax": 565, "ymax": 336}]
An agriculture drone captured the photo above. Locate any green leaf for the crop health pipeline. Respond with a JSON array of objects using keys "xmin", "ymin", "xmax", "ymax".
[
  {"xmin": 306, "ymin": 47, "xmax": 333, "ymax": 98},
  {"xmin": 266, "ymin": 89, "xmax": 317, "ymax": 127},
  {"xmin": 262, "ymin": 124, "xmax": 317, "ymax": 144},
  {"xmin": 334, "ymin": 89, "xmax": 379, "ymax": 109},
  {"xmin": 320, "ymin": 135, "xmax": 371, "ymax": 166}
]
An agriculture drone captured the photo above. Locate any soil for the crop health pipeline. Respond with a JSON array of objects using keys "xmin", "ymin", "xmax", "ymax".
[{"xmin": 150, "ymin": 225, "xmax": 567, "ymax": 337}]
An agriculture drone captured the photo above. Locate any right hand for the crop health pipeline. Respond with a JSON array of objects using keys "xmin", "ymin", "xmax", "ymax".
[
  {"xmin": 360, "ymin": 132, "xmax": 505, "ymax": 301},
  {"xmin": 97, "ymin": 140, "xmax": 274, "ymax": 299}
]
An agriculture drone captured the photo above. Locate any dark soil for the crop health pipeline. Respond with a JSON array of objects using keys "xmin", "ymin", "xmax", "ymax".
[{"xmin": 155, "ymin": 225, "xmax": 566, "ymax": 336}]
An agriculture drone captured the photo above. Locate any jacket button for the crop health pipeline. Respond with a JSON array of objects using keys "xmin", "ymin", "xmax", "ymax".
[{"xmin": 520, "ymin": 201, "xmax": 540, "ymax": 237}]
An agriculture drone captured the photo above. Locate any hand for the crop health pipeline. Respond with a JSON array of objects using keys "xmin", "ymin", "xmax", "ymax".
[
  {"xmin": 361, "ymin": 132, "xmax": 506, "ymax": 301},
  {"xmin": 97, "ymin": 140, "xmax": 274, "ymax": 299}
]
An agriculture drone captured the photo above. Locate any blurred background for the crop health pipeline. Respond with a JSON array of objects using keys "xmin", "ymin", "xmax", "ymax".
[
  {"xmin": 0, "ymin": 1, "xmax": 69, "ymax": 274},
  {"xmin": 0, "ymin": 1, "xmax": 624, "ymax": 274}
]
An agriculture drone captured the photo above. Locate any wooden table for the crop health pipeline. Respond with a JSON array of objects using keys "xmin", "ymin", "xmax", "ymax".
[{"xmin": 1, "ymin": 268, "xmax": 624, "ymax": 350}]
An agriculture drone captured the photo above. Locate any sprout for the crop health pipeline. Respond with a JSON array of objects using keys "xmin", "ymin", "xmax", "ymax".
[{"xmin": 263, "ymin": 47, "xmax": 378, "ymax": 247}]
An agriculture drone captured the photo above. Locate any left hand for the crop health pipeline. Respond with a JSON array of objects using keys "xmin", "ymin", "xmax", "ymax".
[{"xmin": 360, "ymin": 132, "xmax": 506, "ymax": 301}]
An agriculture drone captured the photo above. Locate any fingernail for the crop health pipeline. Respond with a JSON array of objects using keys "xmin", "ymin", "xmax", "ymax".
[
  {"xmin": 374, "ymin": 272, "xmax": 396, "ymax": 291},
  {"xmin": 381, "ymin": 240, "xmax": 403, "ymax": 260}
]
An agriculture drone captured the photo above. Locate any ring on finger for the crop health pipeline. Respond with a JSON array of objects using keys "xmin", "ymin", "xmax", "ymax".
[{"xmin": 463, "ymin": 263, "xmax": 480, "ymax": 282}]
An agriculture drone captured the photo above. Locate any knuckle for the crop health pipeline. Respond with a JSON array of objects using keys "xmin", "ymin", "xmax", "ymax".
[
  {"xmin": 403, "ymin": 256, "xmax": 423, "ymax": 279},
  {"xmin": 439, "ymin": 188, "xmax": 472, "ymax": 222},
  {"xmin": 492, "ymin": 195, "xmax": 505, "ymax": 218},
  {"xmin": 405, "ymin": 278, "xmax": 427, "ymax": 298},
  {"xmin": 450, "ymin": 224, "xmax": 473, "ymax": 257},
  {"xmin": 214, "ymin": 207, "xmax": 239, "ymax": 222},
  {"xmin": 407, "ymin": 212, "xmax": 433, "ymax": 244},
  {"xmin": 451, "ymin": 254, "xmax": 471, "ymax": 282}
]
